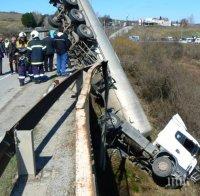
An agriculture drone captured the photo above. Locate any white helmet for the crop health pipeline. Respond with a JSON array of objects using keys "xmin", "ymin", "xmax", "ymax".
[
  {"xmin": 31, "ymin": 30, "xmax": 39, "ymax": 39},
  {"xmin": 19, "ymin": 32, "xmax": 26, "ymax": 38}
]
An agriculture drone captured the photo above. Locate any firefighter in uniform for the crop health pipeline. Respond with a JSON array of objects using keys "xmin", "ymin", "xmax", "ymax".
[
  {"xmin": 27, "ymin": 30, "xmax": 46, "ymax": 84},
  {"xmin": 16, "ymin": 32, "xmax": 33, "ymax": 86}
]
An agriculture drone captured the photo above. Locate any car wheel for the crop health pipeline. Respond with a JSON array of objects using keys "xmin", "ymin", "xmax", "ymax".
[
  {"xmin": 152, "ymin": 156, "xmax": 173, "ymax": 178},
  {"xmin": 68, "ymin": 9, "xmax": 85, "ymax": 23},
  {"xmin": 77, "ymin": 24, "xmax": 94, "ymax": 39}
]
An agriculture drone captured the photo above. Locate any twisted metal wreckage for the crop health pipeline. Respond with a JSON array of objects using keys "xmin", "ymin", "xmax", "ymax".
[{"xmin": 0, "ymin": 0, "xmax": 199, "ymax": 191}]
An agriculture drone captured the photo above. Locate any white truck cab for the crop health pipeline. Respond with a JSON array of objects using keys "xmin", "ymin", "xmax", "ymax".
[{"xmin": 153, "ymin": 114, "xmax": 200, "ymax": 184}]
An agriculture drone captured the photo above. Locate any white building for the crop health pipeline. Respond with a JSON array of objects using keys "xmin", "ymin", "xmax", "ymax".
[{"xmin": 140, "ymin": 17, "xmax": 172, "ymax": 27}]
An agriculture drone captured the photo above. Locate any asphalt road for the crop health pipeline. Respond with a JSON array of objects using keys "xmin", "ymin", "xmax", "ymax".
[
  {"xmin": 12, "ymin": 88, "xmax": 76, "ymax": 195},
  {"xmin": 0, "ymin": 57, "xmax": 57, "ymax": 140},
  {"xmin": 0, "ymin": 58, "xmax": 77, "ymax": 195},
  {"xmin": 0, "ymin": 58, "xmax": 20, "ymax": 108}
]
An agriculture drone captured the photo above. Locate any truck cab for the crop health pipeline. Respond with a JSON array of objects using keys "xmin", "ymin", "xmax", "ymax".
[{"xmin": 153, "ymin": 114, "xmax": 200, "ymax": 183}]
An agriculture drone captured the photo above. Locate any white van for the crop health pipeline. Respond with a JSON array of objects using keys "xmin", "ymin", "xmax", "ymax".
[{"xmin": 195, "ymin": 38, "xmax": 200, "ymax": 44}]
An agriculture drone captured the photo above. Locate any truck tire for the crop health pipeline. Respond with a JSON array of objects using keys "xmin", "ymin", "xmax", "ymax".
[
  {"xmin": 48, "ymin": 15, "xmax": 62, "ymax": 28},
  {"xmin": 62, "ymin": 0, "xmax": 78, "ymax": 6},
  {"xmin": 77, "ymin": 24, "xmax": 94, "ymax": 39},
  {"xmin": 152, "ymin": 156, "xmax": 173, "ymax": 178},
  {"xmin": 69, "ymin": 9, "xmax": 85, "ymax": 23}
]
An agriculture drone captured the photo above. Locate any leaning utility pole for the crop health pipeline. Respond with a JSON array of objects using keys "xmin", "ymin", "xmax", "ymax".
[{"xmin": 78, "ymin": 0, "xmax": 151, "ymax": 136}]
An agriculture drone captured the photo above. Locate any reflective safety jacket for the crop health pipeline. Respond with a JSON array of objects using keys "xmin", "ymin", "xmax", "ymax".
[
  {"xmin": 16, "ymin": 41, "xmax": 27, "ymax": 50},
  {"xmin": 27, "ymin": 38, "xmax": 46, "ymax": 65}
]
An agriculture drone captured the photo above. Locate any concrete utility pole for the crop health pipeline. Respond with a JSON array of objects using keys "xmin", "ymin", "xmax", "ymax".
[{"xmin": 78, "ymin": 0, "xmax": 152, "ymax": 136}]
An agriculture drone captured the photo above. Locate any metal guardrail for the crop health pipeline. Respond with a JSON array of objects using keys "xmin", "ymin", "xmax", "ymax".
[
  {"xmin": 76, "ymin": 61, "xmax": 108, "ymax": 196},
  {"xmin": 0, "ymin": 68, "xmax": 86, "ymax": 176}
]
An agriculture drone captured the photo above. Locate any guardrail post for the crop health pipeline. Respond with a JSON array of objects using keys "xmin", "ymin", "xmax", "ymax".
[{"xmin": 14, "ymin": 130, "xmax": 36, "ymax": 176}]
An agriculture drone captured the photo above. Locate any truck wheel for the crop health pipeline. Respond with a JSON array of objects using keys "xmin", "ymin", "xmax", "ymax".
[
  {"xmin": 77, "ymin": 24, "xmax": 94, "ymax": 39},
  {"xmin": 68, "ymin": 9, "xmax": 85, "ymax": 23},
  {"xmin": 62, "ymin": 0, "xmax": 78, "ymax": 6},
  {"xmin": 48, "ymin": 15, "xmax": 62, "ymax": 28},
  {"xmin": 152, "ymin": 156, "xmax": 173, "ymax": 178}
]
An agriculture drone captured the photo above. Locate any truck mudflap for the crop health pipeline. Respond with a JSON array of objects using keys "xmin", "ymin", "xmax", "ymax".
[{"xmin": 190, "ymin": 166, "xmax": 200, "ymax": 183}]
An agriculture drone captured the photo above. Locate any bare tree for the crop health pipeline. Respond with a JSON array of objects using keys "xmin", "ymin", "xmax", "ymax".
[
  {"xmin": 188, "ymin": 14, "xmax": 195, "ymax": 25},
  {"xmin": 180, "ymin": 18, "xmax": 188, "ymax": 28}
]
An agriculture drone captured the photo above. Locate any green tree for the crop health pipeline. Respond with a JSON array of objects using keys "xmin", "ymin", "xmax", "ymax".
[{"xmin": 21, "ymin": 13, "xmax": 37, "ymax": 28}]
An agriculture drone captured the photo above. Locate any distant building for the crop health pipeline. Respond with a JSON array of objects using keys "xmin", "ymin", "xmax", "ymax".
[
  {"xmin": 140, "ymin": 17, "xmax": 172, "ymax": 27},
  {"xmin": 172, "ymin": 21, "xmax": 181, "ymax": 27}
]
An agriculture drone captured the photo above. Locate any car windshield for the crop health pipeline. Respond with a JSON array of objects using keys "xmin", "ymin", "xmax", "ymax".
[{"xmin": 175, "ymin": 131, "xmax": 198, "ymax": 156}]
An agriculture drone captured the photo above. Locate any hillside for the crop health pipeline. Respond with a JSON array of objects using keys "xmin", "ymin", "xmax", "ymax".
[
  {"xmin": 127, "ymin": 26, "xmax": 200, "ymax": 40},
  {"xmin": 0, "ymin": 12, "xmax": 23, "ymax": 36},
  {"xmin": 110, "ymin": 28, "xmax": 200, "ymax": 195}
]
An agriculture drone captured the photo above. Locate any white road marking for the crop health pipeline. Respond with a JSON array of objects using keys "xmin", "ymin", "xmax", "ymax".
[{"xmin": 0, "ymin": 74, "xmax": 11, "ymax": 81}]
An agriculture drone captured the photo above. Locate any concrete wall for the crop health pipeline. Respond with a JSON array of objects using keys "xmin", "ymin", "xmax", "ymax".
[{"xmin": 75, "ymin": 62, "xmax": 103, "ymax": 196}]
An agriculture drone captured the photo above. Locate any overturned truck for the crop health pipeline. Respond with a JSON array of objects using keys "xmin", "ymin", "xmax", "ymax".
[{"xmin": 49, "ymin": 0, "xmax": 200, "ymax": 188}]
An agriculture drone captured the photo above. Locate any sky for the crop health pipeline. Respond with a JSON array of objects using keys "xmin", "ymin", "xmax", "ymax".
[{"xmin": 0, "ymin": 0, "xmax": 200, "ymax": 23}]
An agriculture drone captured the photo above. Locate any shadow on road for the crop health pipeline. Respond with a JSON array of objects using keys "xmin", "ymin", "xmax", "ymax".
[
  {"xmin": 2, "ymin": 71, "xmax": 12, "ymax": 75},
  {"xmin": 11, "ymin": 176, "xmax": 28, "ymax": 196},
  {"xmin": 11, "ymin": 100, "xmax": 77, "ymax": 195},
  {"xmin": 35, "ymin": 100, "xmax": 77, "ymax": 173}
]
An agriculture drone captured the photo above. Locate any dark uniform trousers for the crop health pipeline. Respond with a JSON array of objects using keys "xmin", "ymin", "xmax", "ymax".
[
  {"xmin": 32, "ymin": 64, "xmax": 45, "ymax": 80},
  {"xmin": 44, "ymin": 54, "xmax": 54, "ymax": 72},
  {"xmin": 18, "ymin": 56, "xmax": 33, "ymax": 85}
]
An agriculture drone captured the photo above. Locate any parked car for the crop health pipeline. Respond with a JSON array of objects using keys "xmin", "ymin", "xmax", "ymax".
[
  {"xmin": 129, "ymin": 35, "xmax": 140, "ymax": 42},
  {"xmin": 179, "ymin": 38, "xmax": 187, "ymax": 44},
  {"xmin": 186, "ymin": 38, "xmax": 194, "ymax": 43},
  {"xmin": 195, "ymin": 38, "xmax": 200, "ymax": 44}
]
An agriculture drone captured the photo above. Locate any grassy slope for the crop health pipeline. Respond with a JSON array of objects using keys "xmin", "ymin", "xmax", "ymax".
[
  {"xmin": 127, "ymin": 26, "xmax": 200, "ymax": 40},
  {"xmin": 0, "ymin": 156, "xmax": 17, "ymax": 196},
  {"xmin": 111, "ymin": 26, "xmax": 200, "ymax": 195},
  {"xmin": 0, "ymin": 12, "xmax": 23, "ymax": 36}
]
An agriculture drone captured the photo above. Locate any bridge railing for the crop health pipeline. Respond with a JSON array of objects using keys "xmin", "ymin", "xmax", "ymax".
[
  {"xmin": 0, "ymin": 68, "xmax": 87, "ymax": 177},
  {"xmin": 0, "ymin": 61, "xmax": 108, "ymax": 195},
  {"xmin": 76, "ymin": 61, "xmax": 108, "ymax": 196}
]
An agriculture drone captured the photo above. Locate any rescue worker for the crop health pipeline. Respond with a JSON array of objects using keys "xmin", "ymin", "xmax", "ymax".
[
  {"xmin": 43, "ymin": 32, "xmax": 55, "ymax": 72},
  {"xmin": 4, "ymin": 38, "xmax": 10, "ymax": 57},
  {"xmin": 27, "ymin": 30, "xmax": 46, "ymax": 84},
  {"xmin": 8, "ymin": 36, "xmax": 18, "ymax": 73},
  {"xmin": 54, "ymin": 30, "xmax": 71, "ymax": 76},
  {"xmin": 0, "ymin": 36, "xmax": 5, "ymax": 75},
  {"xmin": 16, "ymin": 32, "xmax": 33, "ymax": 86}
]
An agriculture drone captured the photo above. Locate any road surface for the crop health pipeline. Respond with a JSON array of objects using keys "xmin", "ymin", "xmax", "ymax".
[
  {"xmin": 0, "ymin": 57, "xmax": 57, "ymax": 140},
  {"xmin": 11, "ymin": 88, "xmax": 76, "ymax": 196},
  {"xmin": 0, "ymin": 57, "xmax": 77, "ymax": 195}
]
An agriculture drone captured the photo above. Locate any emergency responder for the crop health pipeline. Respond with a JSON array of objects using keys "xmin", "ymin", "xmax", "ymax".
[
  {"xmin": 4, "ymin": 38, "xmax": 10, "ymax": 57},
  {"xmin": 54, "ymin": 31, "xmax": 71, "ymax": 76},
  {"xmin": 43, "ymin": 32, "xmax": 55, "ymax": 72},
  {"xmin": 8, "ymin": 36, "xmax": 18, "ymax": 73},
  {"xmin": 0, "ymin": 36, "xmax": 5, "ymax": 75},
  {"xmin": 16, "ymin": 32, "xmax": 33, "ymax": 86},
  {"xmin": 27, "ymin": 30, "xmax": 46, "ymax": 84}
]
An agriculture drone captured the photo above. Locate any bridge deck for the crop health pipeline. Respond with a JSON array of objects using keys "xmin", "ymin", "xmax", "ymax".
[
  {"xmin": 0, "ymin": 57, "xmax": 57, "ymax": 140},
  {"xmin": 11, "ymin": 87, "xmax": 76, "ymax": 196}
]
